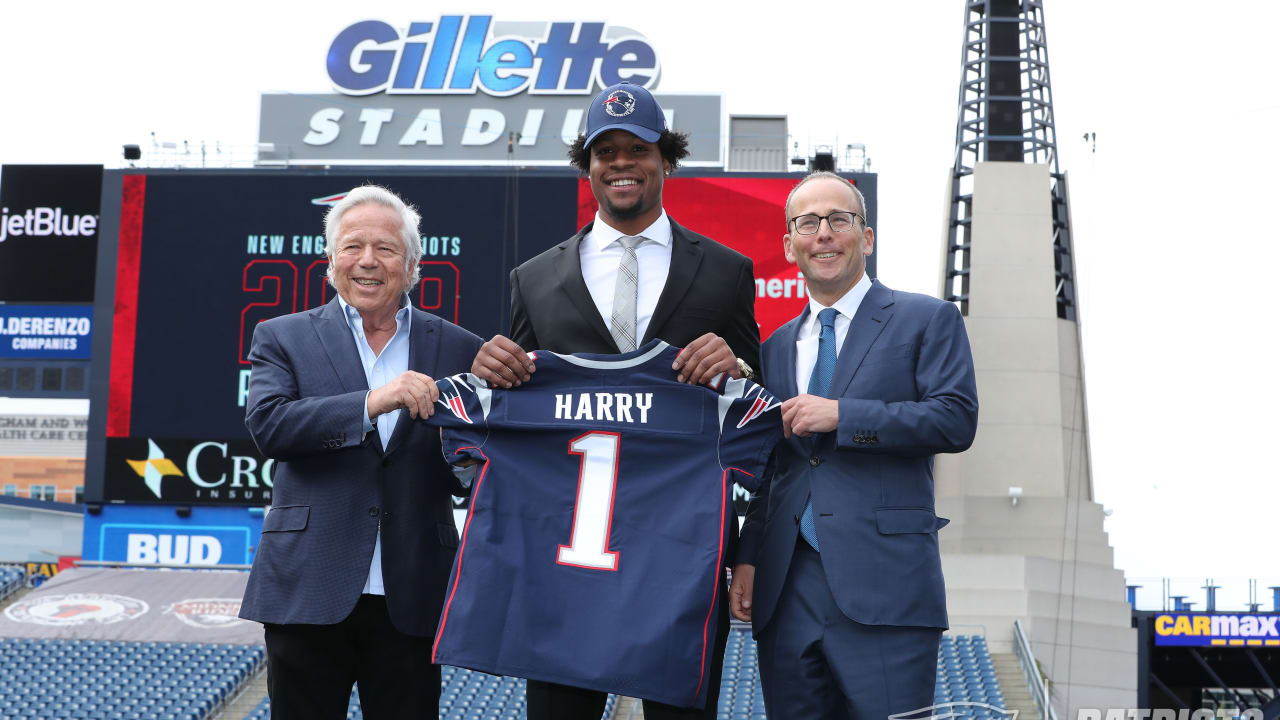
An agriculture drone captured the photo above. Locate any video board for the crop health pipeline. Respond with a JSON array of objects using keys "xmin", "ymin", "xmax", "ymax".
[{"xmin": 86, "ymin": 168, "xmax": 875, "ymax": 506}]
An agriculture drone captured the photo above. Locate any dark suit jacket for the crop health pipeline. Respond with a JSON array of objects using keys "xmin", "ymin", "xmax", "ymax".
[
  {"xmin": 738, "ymin": 280, "xmax": 978, "ymax": 632},
  {"xmin": 509, "ymin": 218, "xmax": 760, "ymax": 372},
  {"xmin": 239, "ymin": 297, "xmax": 483, "ymax": 638},
  {"xmin": 507, "ymin": 217, "xmax": 761, "ymax": 565}
]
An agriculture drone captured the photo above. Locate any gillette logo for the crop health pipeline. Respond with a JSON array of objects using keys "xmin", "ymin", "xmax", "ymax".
[{"xmin": 327, "ymin": 16, "xmax": 660, "ymax": 97}]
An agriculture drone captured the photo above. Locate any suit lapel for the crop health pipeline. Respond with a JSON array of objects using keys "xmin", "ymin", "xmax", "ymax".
[
  {"xmin": 384, "ymin": 309, "xmax": 437, "ymax": 456},
  {"xmin": 770, "ymin": 309, "xmax": 806, "ymax": 402},
  {"xmin": 643, "ymin": 220, "xmax": 704, "ymax": 344},
  {"xmin": 768, "ymin": 308, "xmax": 813, "ymax": 456},
  {"xmin": 555, "ymin": 224, "xmax": 619, "ymax": 351},
  {"xmin": 312, "ymin": 298, "xmax": 367, "ymax": 396},
  {"xmin": 828, "ymin": 280, "xmax": 895, "ymax": 398}
]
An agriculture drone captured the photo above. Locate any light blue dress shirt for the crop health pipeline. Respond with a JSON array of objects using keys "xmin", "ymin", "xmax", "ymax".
[{"xmin": 336, "ymin": 293, "xmax": 411, "ymax": 596}]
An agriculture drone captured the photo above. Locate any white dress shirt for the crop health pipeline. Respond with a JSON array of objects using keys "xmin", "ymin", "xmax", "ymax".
[
  {"xmin": 338, "ymin": 293, "xmax": 411, "ymax": 596},
  {"xmin": 795, "ymin": 273, "xmax": 873, "ymax": 394},
  {"xmin": 579, "ymin": 211, "xmax": 673, "ymax": 345}
]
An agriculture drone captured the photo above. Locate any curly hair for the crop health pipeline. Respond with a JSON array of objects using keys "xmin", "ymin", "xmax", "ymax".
[{"xmin": 567, "ymin": 130, "xmax": 691, "ymax": 174}]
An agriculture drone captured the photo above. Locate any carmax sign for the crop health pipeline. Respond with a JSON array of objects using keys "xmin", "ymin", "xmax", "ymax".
[
  {"xmin": 1153, "ymin": 613, "xmax": 1280, "ymax": 647},
  {"xmin": 258, "ymin": 15, "xmax": 722, "ymax": 165}
]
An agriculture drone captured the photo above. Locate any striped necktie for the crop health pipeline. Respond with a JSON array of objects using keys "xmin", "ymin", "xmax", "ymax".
[{"xmin": 609, "ymin": 236, "xmax": 645, "ymax": 352}]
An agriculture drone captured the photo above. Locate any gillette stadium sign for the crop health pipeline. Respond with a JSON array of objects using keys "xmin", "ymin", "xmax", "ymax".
[{"xmin": 258, "ymin": 16, "xmax": 722, "ymax": 165}]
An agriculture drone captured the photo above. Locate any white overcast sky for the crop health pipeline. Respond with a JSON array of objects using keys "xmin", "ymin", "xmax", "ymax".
[{"xmin": 3, "ymin": 1, "xmax": 1277, "ymax": 604}]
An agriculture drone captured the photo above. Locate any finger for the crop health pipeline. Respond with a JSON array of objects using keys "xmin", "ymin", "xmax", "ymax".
[
  {"xmin": 474, "ymin": 354, "xmax": 516, "ymax": 388},
  {"xmin": 408, "ymin": 385, "xmax": 428, "ymax": 420},
  {"xmin": 676, "ymin": 345, "xmax": 713, "ymax": 383},
  {"xmin": 689, "ymin": 354, "xmax": 734, "ymax": 386},
  {"xmin": 793, "ymin": 410, "xmax": 811, "ymax": 437},
  {"xmin": 673, "ymin": 333, "xmax": 714, "ymax": 371},
  {"xmin": 490, "ymin": 347, "xmax": 532, "ymax": 383},
  {"xmin": 490, "ymin": 335, "xmax": 534, "ymax": 373}
]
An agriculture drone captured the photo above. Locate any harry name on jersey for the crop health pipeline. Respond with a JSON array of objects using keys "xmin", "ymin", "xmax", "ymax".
[{"xmin": 553, "ymin": 392, "xmax": 653, "ymax": 424}]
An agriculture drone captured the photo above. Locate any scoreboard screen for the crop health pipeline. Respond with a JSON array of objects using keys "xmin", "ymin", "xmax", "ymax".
[{"xmin": 86, "ymin": 168, "xmax": 875, "ymax": 506}]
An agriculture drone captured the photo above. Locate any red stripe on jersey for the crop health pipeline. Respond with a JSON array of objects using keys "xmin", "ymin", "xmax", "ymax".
[
  {"xmin": 736, "ymin": 396, "xmax": 767, "ymax": 428},
  {"xmin": 449, "ymin": 395, "xmax": 472, "ymax": 423},
  {"xmin": 693, "ymin": 470, "xmax": 730, "ymax": 704},
  {"xmin": 433, "ymin": 446, "xmax": 488, "ymax": 662}
]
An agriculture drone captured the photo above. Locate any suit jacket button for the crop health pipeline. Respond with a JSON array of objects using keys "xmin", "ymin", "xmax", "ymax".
[
  {"xmin": 368, "ymin": 507, "xmax": 379, "ymax": 517},
  {"xmin": 809, "ymin": 456, "xmax": 821, "ymax": 467},
  {"xmin": 793, "ymin": 514, "xmax": 801, "ymax": 525},
  {"xmin": 382, "ymin": 458, "xmax": 391, "ymax": 467}
]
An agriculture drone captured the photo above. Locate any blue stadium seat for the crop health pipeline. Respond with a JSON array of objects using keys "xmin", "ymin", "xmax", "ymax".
[{"xmin": 0, "ymin": 637, "xmax": 262, "ymax": 720}]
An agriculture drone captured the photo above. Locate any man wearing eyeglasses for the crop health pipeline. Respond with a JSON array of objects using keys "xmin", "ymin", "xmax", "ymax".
[{"xmin": 729, "ymin": 171, "xmax": 979, "ymax": 719}]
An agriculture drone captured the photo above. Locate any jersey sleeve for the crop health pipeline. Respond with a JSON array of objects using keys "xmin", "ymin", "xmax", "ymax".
[
  {"xmin": 429, "ymin": 373, "xmax": 494, "ymax": 465},
  {"xmin": 715, "ymin": 377, "xmax": 783, "ymax": 492}
]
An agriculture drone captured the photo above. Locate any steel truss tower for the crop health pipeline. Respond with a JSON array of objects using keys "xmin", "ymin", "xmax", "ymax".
[{"xmin": 945, "ymin": 0, "xmax": 1076, "ymax": 321}]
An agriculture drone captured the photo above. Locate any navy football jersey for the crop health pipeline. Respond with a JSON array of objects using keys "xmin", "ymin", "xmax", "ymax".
[{"xmin": 428, "ymin": 340, "xmax": 781, "ymax": 708}]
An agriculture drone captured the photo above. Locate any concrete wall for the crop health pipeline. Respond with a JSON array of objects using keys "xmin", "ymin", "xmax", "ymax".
[
  {"xmin": 934, "ymin": 162, "xmax": 1135, "ymax": 719},
  {"xmin": 0, "ymin": 499, "xmax": 83, "ymax": 562}
]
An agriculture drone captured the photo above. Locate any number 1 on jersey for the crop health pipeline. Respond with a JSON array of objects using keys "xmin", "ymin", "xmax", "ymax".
[{"xmin": 557, "ymin": 431, "xmax": 621, "ymax": 571}]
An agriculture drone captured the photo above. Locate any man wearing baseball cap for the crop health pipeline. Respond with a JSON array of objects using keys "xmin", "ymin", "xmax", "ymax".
[{"xmin": 470, "ymin": 81, "xmax": 760, "ymax": 720}]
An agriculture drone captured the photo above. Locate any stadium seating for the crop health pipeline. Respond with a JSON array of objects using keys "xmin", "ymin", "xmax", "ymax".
[
  {"xmin": 935, "ymin": 635, "xmax": 1007, "ymax": 717},
  {"xmin": 237, "ymin": 631, "xmax": 1005, "ymax": 720},
  {"xmin": 241, "ymin": 667, "xmax": 618, "ymax": 720},
  {"xmin": 0, "ymin": 638, "xmax": 263, "ymax": 720},
  {"xmin": 0, "ymin": 566, "xmax": 24, "ymax": 602}
]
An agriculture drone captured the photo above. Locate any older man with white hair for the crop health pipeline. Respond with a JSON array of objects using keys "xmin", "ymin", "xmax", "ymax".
[{"xmin": 239, "ymin": 185, "xmax": 482, "ymax": 719}]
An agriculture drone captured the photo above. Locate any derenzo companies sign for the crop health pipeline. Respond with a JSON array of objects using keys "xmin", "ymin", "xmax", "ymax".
[{"xmin": 258, "ymin": 15, "xmax": 722, "ymax": 165}]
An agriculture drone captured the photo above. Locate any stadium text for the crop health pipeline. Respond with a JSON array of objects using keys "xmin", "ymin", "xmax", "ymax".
[
  {"xmin": 328, "ymin": 16, "xmax": 659, "ymax": 97},
  {"xmin": 0, "ymin": 206, "xmax": 97, "ymax": 242},
  {"xmin": 756, "ymin": 271, "xmax": 809, "ymax": 299},
  {"xmin": 126, "ymin": 534, "xmax": 223, "ymax": 565},
  {"xmin": 1153, "ymin": 612, "xmax": 1280, "ymax": 646},
  {"xmin": 1077, "ymin": 710, "xmax": 1261, "ymax": 720},
  {"xmin": 302, "ymin": 106, "xmax": 595, "ymax": 148}
]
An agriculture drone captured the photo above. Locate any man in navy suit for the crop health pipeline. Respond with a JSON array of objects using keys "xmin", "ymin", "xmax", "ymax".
[
  {"xmin": 239, "ymin": 185, "xmax": 482, "ymax": 719},
  {"xmin": 730, "ymin": 172, "xmax": 978, "ymax": 720}
]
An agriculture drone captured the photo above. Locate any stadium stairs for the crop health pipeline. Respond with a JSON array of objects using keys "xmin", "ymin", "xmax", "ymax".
[{"xmin": 990, "ymin": 652, "xmax": 1043, "ymax": 720}]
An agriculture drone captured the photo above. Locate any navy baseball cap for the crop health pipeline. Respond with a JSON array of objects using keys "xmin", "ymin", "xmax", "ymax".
[{"xmin": 584, "ymin": 82, "xmax": 667, "ymax": 147}]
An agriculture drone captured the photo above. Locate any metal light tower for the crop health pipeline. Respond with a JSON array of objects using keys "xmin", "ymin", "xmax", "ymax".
[
  {"xmin": 944, "ymin": 0, "xmax": 1076, "ymax": 321},
  {"xmin": 935, "ymin": 4, "xmax": 1138, "ymax": 718}
]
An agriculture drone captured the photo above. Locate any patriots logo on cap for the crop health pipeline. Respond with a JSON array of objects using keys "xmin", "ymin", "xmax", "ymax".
[{"xmin": 603, "ymin": 89, "xmax": 637, "ymax": 118}]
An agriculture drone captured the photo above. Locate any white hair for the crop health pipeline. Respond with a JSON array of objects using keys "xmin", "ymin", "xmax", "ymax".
[{"xmin": 323, "ymin": 185, "xmax": 423, "ymax": 291}]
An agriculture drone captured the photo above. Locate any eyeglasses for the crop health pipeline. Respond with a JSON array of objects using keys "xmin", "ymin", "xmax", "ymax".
[{"xmin": 789, "ymin": 211, "xmax": 863, "ymax": 235}]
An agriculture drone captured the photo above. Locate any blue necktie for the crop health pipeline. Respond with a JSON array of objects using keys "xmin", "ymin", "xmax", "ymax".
[{"xmin": 799, "ymin": 308, "xmax": 838, "ymax": 551}]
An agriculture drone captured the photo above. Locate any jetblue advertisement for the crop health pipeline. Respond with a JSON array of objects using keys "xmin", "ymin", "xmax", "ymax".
[{"xmin": 0, "ymin": 164, "xmax": 102, "ymax": 303}]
